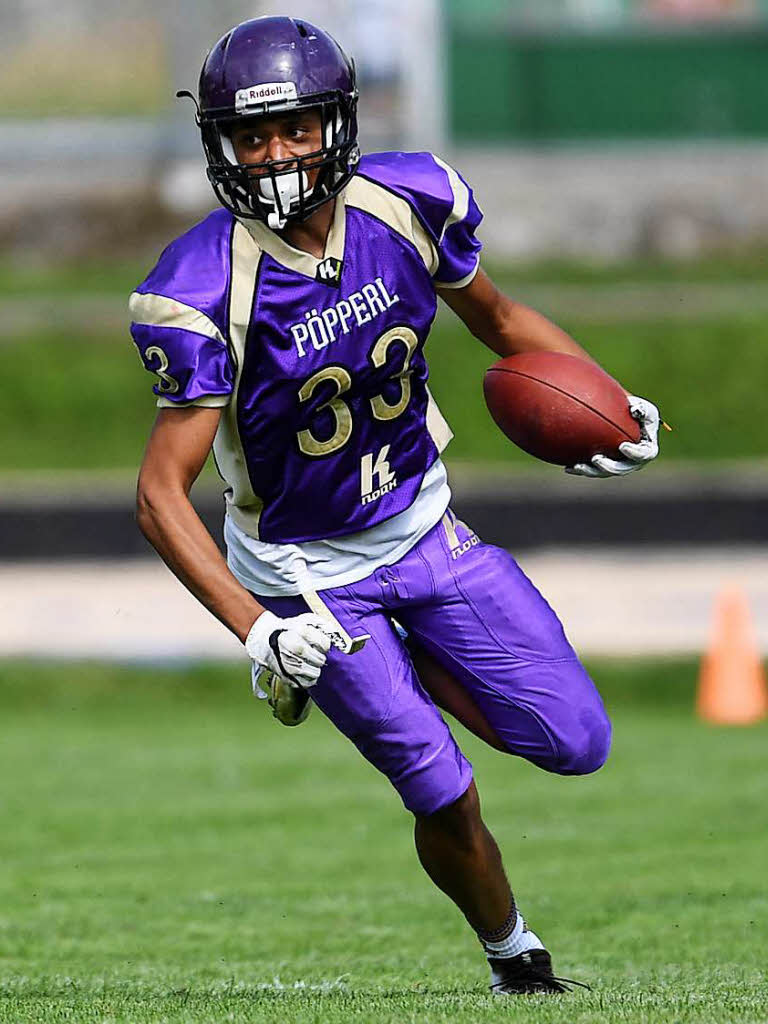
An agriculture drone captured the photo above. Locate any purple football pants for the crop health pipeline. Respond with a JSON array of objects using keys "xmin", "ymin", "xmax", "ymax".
[{"xmin": 257, "ymin": 515, "xmax": 611, "ymax": 816}]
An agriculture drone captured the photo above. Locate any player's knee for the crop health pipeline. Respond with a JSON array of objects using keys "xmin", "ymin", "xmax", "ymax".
[
  {"xmin": 550, "ymin": 705, "xmax": 612, "ymax": 776},
  {"xmin": 414, "ymin": 781, "xmax": 483, "ymax": 853}
]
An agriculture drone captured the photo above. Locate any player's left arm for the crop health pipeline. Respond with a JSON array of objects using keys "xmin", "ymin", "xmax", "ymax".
[
  {"xmin": 438, "ymin": 267, "xmax": 661, "ymax": 476},
  {"xmin": 438, "ymin": 266, "xmax": 593, "ymax": 364}
]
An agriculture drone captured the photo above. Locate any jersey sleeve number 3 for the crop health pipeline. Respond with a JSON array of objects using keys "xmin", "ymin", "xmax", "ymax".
[
  {"xmin": 145, "ymin": 345, "xmax": 180, "ymax": 395},
  {"xmin": 297, "ymin": 327, "xmax": 418, "ymax": 457}
]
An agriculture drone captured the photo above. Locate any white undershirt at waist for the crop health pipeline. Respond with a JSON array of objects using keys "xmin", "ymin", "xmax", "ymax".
[{"xmin": 224, "ymin": 459, "xmax": 451, "ymax": 597}]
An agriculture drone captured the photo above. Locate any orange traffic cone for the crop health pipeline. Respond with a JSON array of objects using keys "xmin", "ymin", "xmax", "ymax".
[{"xmin": 696, "ymin": 585, "xmax": 768, "ymax": 725}]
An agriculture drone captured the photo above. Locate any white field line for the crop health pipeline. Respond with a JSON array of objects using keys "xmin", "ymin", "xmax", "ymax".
[{"xmin": 1, "ymin": 548, "xmax": 767, "ymax": 660}]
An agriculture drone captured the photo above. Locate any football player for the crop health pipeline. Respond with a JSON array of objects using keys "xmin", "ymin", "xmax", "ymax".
[{"xmin": 130, "ymin": 17, "xmax": 660, "ymax": 995}]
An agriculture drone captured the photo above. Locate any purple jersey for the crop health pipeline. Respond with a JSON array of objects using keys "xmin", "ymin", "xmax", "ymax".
[{"xmin": 129, "ymin": 152, "xmax": 482, "ymax": 544}]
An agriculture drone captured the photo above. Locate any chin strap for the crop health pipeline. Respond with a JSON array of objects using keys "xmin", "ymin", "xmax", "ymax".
[{"xmin": 258, "ymin": 170, "xmax": 309, "ymax": 230}]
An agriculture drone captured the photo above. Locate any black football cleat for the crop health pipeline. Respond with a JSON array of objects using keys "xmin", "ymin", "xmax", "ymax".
[{"xmin": 488, "ymin": 949, "xmax": 589, "ymax": 995}]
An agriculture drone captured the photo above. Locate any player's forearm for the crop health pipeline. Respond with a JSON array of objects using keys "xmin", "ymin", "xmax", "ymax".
[
  {"xmin": 440, "ymin": 270, "xmax": 597, "ymax": 364},
  {"xmin": 136, "ymin": 486, "xmax": 264, "ymax": 644},
  {"xmin": 481, "ymin": 298, "xmax": 597, "ymax": 364}
]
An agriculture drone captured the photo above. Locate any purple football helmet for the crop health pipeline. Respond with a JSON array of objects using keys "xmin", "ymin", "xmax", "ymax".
[{"xmin": 185, "ymin": 17, "xmax": 359, "ymax": 229}]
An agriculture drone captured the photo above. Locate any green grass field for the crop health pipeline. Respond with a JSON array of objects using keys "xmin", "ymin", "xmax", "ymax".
[{"xmin": 1, "ymin": 660, "xmax": 766, "ymax": 1023}]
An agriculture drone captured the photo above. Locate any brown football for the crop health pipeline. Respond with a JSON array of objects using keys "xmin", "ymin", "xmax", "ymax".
[{"xmin": 483, "ymin": 352, "xmax": 641, "ymax": 467}]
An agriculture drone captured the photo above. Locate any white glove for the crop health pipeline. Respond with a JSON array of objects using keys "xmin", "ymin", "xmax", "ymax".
[
  {"xmin": 245, "ymin": 611, "xmax": 332, "ymax": 690},
  {"xmin": 566, "ymin": 394, "xmax": 660, "ymax": 478}
]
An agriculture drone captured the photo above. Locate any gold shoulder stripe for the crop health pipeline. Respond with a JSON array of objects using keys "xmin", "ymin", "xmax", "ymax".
[
  {"xmin": 432, "ymin": 155, "xmax": 471, "ymax": 243},
  {"xmin": 128, "ymin": 291, "xmax": 227, "ymax": 345},
  {"xmin": 344, "ymin": 175, "xmax": 439, "ymax": 276}
]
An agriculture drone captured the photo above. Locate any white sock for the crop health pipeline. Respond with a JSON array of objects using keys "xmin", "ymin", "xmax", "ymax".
[{"xmin": 482, "ymin": 912, "xmax": 544, "ymax": 960}]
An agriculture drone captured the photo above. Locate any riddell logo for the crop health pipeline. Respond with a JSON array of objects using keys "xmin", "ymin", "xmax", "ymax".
[
  {"xmin": 235, "ymin": 81, "xmax": 298, "ymax": 112},
  {"xmin": 361, "ymin": 446, "xmax": 397, "ymax": 505}
]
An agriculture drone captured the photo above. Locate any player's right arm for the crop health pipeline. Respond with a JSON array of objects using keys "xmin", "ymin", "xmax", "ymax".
[
  {"xmin": 136, "ymin": 408, "xmax": 331, "ymax": 684},
  {"xmin": 136, "ymin": 405, "xmax": 262, "ymax": 643}
]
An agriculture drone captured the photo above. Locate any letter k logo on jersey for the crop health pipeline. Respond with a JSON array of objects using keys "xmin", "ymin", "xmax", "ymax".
[
  {"xmin": 361, "ymin": 446, "xmax": 398, "ymax": 505},
  {"xmin": 316, "ymin": 257, "xmax": 343, "ymax": 286}
]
